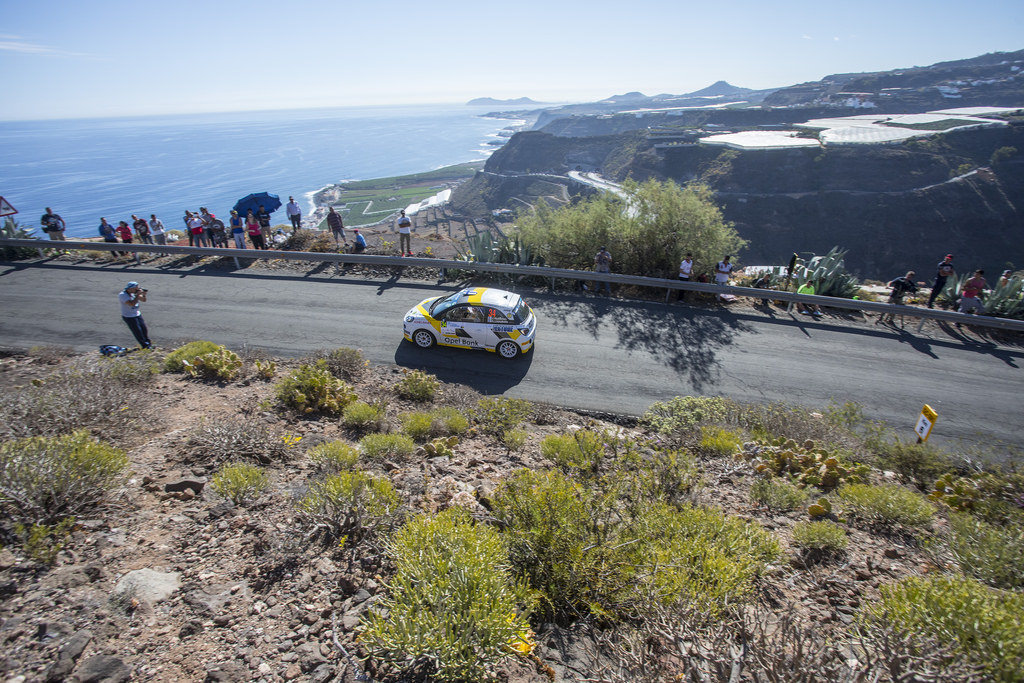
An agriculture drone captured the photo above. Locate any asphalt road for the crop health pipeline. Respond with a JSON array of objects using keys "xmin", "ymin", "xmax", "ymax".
[{"xmin": 1, "ymin": 259, "xmax": 1021, "ymax": 451}]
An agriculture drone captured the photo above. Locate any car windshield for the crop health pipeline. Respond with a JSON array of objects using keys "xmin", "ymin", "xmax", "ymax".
[
  {"xmin": 509, "ymin": 299, "xmax": 529, "ymax": 324},
  {"xmin": 428, "ymin": 292, "xmax": 462, "ymax": 318}
]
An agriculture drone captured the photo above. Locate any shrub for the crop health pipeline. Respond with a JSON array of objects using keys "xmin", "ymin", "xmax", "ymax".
[
  {"xmin": 871, "ymin": 438, "xmax": 956, "ymax": 491},
  {"xmin": 737, "ymin": 438, "xmax": 869, "ymax": 491},
  {"xmin": 836, "ymin": 483, "xmax": 935, "ymax": 528},
  {"xmin": 163, "ymin": 340, "xmax": 221, "ymax": 373},
  {"xmin": 861, "ymin": 574, "xmax": 1024, "ymax": 681},
  {"xmin": 342, "ymin": 400, "xmax": 386, "ymax": 432},
  {"xmin": 641, "ymin": 396, "xmax": 730, "ymax": 436},
  {"xmin": 15, "ymin": 518, "xmax": 75, "ymax": 564},
  {"xmin": 295, "ymin": 470, "xmax": 401, "ymax": 543},
  {"xmin": 359, "ymin": 433, "xmax": 415, "ymax": 461},
  {"xmin": 183, "ymin": 347, "xmax": 242, "ymax": 382},
  {"xmin": 493, "ymin": 469, "xmax": 779, "ymax": 623},
  {"xmin": 253, "ymin": 359, "xmax": 277, "ymax": 379},
  {"xmin": 698, "ymin": 425, "xmax": 742, "ymax": 457},
  {"xmin": 211, "ymin": 462, "xmax": 269, "ymax": 505},
  {"xmin": 501, "ymin": 427, "xmax": 528, "ymax": 453},
  {"xmin": 541, "ymin": 430, "xmax": 607, "ymax": 477},
  {"xmin": 0, "ymin": 357, "xmax": 151, "ymax": 440},
  {"xmin": 308, "ymin": 440, "xmax": 360, "ymax": 473},
  {"xmin": 634, "ymin": 447, "xmax": 702, "ymax": 505},
  {"xmin": 395, "ymin": 369, "xmax": 440, "ymax": 402},
  {"xmin": 429, "ymin": 406, "xmax": 469, "ymax": 436},
  {"xmin": 473, "ymin": 397, "xmax": 532, "ymax": 443},
  {"xmin": 946, "ymin": 512, "xmax": 1024, "ymax": 590},
  {"xmin": 183, "ymin": 418, "xmax": 292, "ymax": 465},
  {"xmin": 275, "ymin": 361, "xmax": 356, "ymax": 414},
  {"xmin": 306, "ymin": 347, "xmax": 367, "ymax": 381},
  {"xmin": 791, "ymin": 520, "xmax": 847, "ymax": 563},
  {"xmin": 399, "ymin": 411, "xmax": 433, "ymax": 442},
  {"xmin": 416, "ymin": 436, "xmax": 459, "ymax": 459},
  {"xmin": 749, "ymin": 478, "xmax": 810, "ymax": 511},
  {"xmin": 0, "ymin": 431, "xmax": 128, "ymax": 525},
  {"xmin": 359, "ymin": 509, "xmax": 534, "ymax": 681}
]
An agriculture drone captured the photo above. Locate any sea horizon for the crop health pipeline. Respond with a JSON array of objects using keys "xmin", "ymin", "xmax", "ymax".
[{"xmin": 0, "ymin": 103, "xmax": 531, "ymax": 238}]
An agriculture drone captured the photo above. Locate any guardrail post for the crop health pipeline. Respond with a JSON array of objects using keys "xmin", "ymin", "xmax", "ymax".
[
  {"xmin": 134, "ymin": 252, "xmax": 141, "ymax": 265},
  {"xmin": 916, "ymin": 317, "xmax": 927, "ymax": 333},
  {"xmin": 36, "ymin": 248, "xmax": 45, "ymax": 259},
  {"xmin": 233, "ymin": 256, "xmax": 240, "ymax": 269}
]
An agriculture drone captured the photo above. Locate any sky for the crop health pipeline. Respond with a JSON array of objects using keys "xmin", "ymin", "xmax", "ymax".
[{"xmin": 1, "ymin": 0, "xmax": 1022, "ymax": 121}]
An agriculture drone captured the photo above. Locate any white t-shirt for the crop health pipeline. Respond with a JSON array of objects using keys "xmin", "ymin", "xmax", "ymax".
[
  {"xmin": 679, "ymin": 259, "xmax": 693, "ymax": 278},
  {"xmin": 118, "ymin": 291, "xmax": 141, "ymax": 318},
  {"xmin": 397, "ymin": 215, "xmax": 412, "ymax": 234},
  {"xmin": 715, "ymin": 261, "xmax": 733, "ymax": 284},
  {"xmin": 150, "ymin": 219, "xmax": 165, "ymax": 235}
]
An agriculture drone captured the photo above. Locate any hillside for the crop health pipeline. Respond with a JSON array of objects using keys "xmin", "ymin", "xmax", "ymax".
[{"xmin": 1, "ymin": 347, "xmax": 1021, "ymax": 682}]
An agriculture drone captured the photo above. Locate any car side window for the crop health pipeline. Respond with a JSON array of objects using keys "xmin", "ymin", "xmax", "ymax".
[
  {"xmin": 465, "ymin": 306, "xmax": 486, "ymax": 323},
  {"xmin": 487, "ymin": 307, "xmax": 510, "ymax": 323}
]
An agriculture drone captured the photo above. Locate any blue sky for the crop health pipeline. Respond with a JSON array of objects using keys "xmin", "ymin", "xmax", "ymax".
[{"xmin": 1, "ymin": 0, "xmax": 1022, "ymax": 120}]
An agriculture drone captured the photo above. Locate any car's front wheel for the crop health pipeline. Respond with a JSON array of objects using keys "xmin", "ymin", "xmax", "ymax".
[
  {"xmin": 412, "ymin": 329, "xmax": 436, "ymax": 349},
  {"xmin": 496, "ymin": 339, "xmax": 520, "ymax": 359}
]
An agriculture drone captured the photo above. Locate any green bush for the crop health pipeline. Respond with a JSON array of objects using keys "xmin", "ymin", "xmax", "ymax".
[
  {"xmin": 698, "ymin": 425, "xmax": 743, "ymax": 457},
  {"xmin": 342, "ymin": 400, "xmax": 386, "ymax": 432},
  {"xmin": 295, "ymin": 470, "xmax": 400, "ymax": 544},
  {"xmin": 211, "ymin": 462, "xmax": 269, "ymax": 505},
  {"xmin": 359, "ymin": 433, "xmax": 416, "ymax": 461},
  {"xmin": 395, "ymin": 369, "xmax": 439, "ymax": 402},
  {"xmin": 871, "ymin": 438, "xmax": 956, "ymax": 491},
  {"xmin": 399, "ymin": 411, "xmax": 433, "ymax": 442},
  {"xmin": 429, "ymin": 406, "xmax": 469, "ymax": 436},
  {"xmin": 163, "ymin": 340, "xmax": 221, "ymax": 373},
  {"xmin": 946, "ymin": 513, "xmax": 1024, "ymax": 590},
  {"xmin": 359, "ymin": 509, "xmax": 534, "ymax": 681},
  {"xmin": 641, "ymin": 396, "xmax": 730, "ymax": 436},
  {"xmin": 473, "ymin": 397, "xmax": 532, "ymax": 447},
  {"xmin": 314, "ymin": 346, "xmax": 367, "ymax": 381},
  {"xmin": 308, "ymin": 440, "xmax": 360, "ymax": 473},
  {"xmin": 791, "ymin": 520, "xmax": 847, "ymax": 562},
  {"xmin": 493, "ymin": 469, "xmax": 778, "ymax": 623},
  {"xmin": 275, "ymin": 361, "xmax": 356, "ymax": 414},
  {"xmin": 541, "ymin": 430, "xmax": 607, "ymax": 477},
  {"xmin": 737, "ymin": 438, "xmax": 869, "ymax": 491},
  {"xmin": 253, "ymin": 359, "xmax": 277, "ymax": 379},
  {"xmin": 0, "ymin": 431, "xmax": 128, "ymax": 525},
  {"xmin": 183, "ymin": 418, "xmax": 292, "ymax": 465},
  {"xmin": 861, "ymin": 574, "xmax": 1024, "ymax": 682},
  {"xmin": 183, "ymin": 347, "xmax": 243, "ymax": 382},
  {"xmin": 836, "ymin": 483, "xmax": 935, "ymax": 528},
  {"xmin": 749, "ymin": 478, "xmax": 810, "ymax": 511},
  {"xmin": 14, "ymin": 518, "xmax": 75, "ymax": 564},
  {"xmin": 633, "ymin": 447, "xmax": 702, "ymax": 505}
]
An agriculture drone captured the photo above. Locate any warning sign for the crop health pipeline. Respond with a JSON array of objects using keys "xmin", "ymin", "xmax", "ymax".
[
  {"xmin": 0, "ymin": 196, "xmax": 16, "ymax": 217},
  {"xmin": 914, "ymin": 404, "xmax": 938, "ymax": 442}
]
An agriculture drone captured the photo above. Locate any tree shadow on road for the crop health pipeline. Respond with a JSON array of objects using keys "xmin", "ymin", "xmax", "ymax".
[{"xmin": 535, "ymin": 295, "xmax": 753, "ymax": 391}]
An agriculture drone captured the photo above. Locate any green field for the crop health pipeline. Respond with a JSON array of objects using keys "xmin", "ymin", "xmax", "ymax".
[{"xmin": 316, "ymin": 162, "xmax": 483, "ymax": 227}]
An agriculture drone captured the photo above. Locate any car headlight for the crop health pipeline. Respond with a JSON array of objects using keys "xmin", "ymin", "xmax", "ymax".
[
  {"xmin": 405, "ymin": 315, "xmax": 415, "ymax": 323},
  {"xmin": 517, "ymin": 327, "xmax": 530, "ymax": 335}
]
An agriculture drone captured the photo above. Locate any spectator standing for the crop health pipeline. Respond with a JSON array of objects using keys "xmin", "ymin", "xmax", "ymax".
[
  {"xmin": 327, "ymin": 206, "xmax": 346, "ymax": 247},
  {"xmin": 116, "ymin": 220, "xmax": 133, "ymax": 244},
  {"xmin": 594, "ymin": 246, "xmax": 612, "ymax": 295},
  {"xmin": 229, "ymin": 210, "xmax": 246, "ymax": 249},
  {"xmin": 118, "ymin": 281, "xmax": 152, "ymax": 349},
  {"xmin": 188, "ymin": 211, "xmax": 208, "ymax": 247},
  {"xmin": 257, "ymin": 205, "xmax": 272, "ymax": 244},
  {"xmin": 132, "ymin": 214, "xmax": 153, "ymax": 244},
  {"xmin": 149, "ymin": 214, "xmax": 167, "ymax": 245},
  {"xmin": 98, "ymin": 218, "xmax": 121, "ymax": 255},
  {"xmin": 998, "ymin": 270, "xmax": 1013, "ymax": 288},
  {"xmin": 676, "ymin": 252, "xmax": 693, "ymax": 302},
  {"xmin": 927, "ymin": 254, "xmax": 955, "ymax": 308},
  {"xmin": 246, "ymin": 211, "xmax": 265, "ymax": 249},
  {"xmin": 40, "ymin": 207, "xmax": 66, "ymax": 241},
  {"xmin": 286, "ymin": 196, "xmax": 302, "ymax": 232},
  {"xmin": 183, "ymin": 211, "xmax": 194, "ymax": 246},
  {"xmin": 958, "ymin": 270, "xmax": 988, "ymax": 315},
  {"xmin": 752, "ymin": 273, "xmax": 773, "ymax": 307},
  {"xmin": 714, "ymin": 255, "xmax": 734, "ymax": 285},
  {"xmin": 878, "ymin": 271, "xmax": 919, "ymax": 325},
  {"xmin": 395, "ymin": 209, "xmax": 413, "ymax": 256}
]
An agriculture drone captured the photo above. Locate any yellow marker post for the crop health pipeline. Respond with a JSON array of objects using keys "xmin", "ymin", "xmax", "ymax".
[{"xmin": 914, "ymin": 404, "xmax": 938, "ymax": 443}]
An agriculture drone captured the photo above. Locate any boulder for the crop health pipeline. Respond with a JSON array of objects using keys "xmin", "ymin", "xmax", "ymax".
[{"xmin": 112, "ymin": 568, "xmax": 180, "ymax": 607}]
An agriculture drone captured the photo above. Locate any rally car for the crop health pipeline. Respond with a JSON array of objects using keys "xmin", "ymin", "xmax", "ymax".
[{"xmin": 403, "ymin": 287, "xmax": 536, "ymax": 359}]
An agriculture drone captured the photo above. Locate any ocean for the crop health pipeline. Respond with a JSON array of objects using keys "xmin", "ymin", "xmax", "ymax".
[{"xmin": 0, "ymin": 104, "xmax": 525, "ymax": 239}]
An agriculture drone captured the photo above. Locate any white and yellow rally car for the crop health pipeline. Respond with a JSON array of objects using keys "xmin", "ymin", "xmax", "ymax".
[{"xmin": 403, "ymin": 287, "xmax": 536, "ymax": 359}]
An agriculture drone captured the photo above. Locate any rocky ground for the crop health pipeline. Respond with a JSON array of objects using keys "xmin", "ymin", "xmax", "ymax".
[{"xmin": 0, "ymin": 344, "xmax": 953, "ymax": 683}]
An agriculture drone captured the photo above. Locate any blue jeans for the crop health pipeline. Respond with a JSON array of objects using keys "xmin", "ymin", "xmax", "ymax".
[{"xmin": 123, "ymin": 315, "xmax": 151, "ymax": 348}]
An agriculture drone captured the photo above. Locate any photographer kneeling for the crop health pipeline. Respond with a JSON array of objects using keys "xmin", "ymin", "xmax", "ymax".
[{"xmin": 118, "ymin": 281, "xmax": 152, "ymax": 349}]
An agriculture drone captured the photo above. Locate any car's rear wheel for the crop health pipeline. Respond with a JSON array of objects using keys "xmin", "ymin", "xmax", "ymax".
[
  {"xmin": 496, "ymin": 339, "xmax": 520, "ymax": 359},
  {"xmin": 412, "ymin": 329, "xmax": 436, "ymax": 349}
]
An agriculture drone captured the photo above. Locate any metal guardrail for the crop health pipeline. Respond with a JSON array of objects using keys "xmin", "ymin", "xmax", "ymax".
[{"xmin": 3, "ymin": 238, "xmax": 1023, "ymax": 333}]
